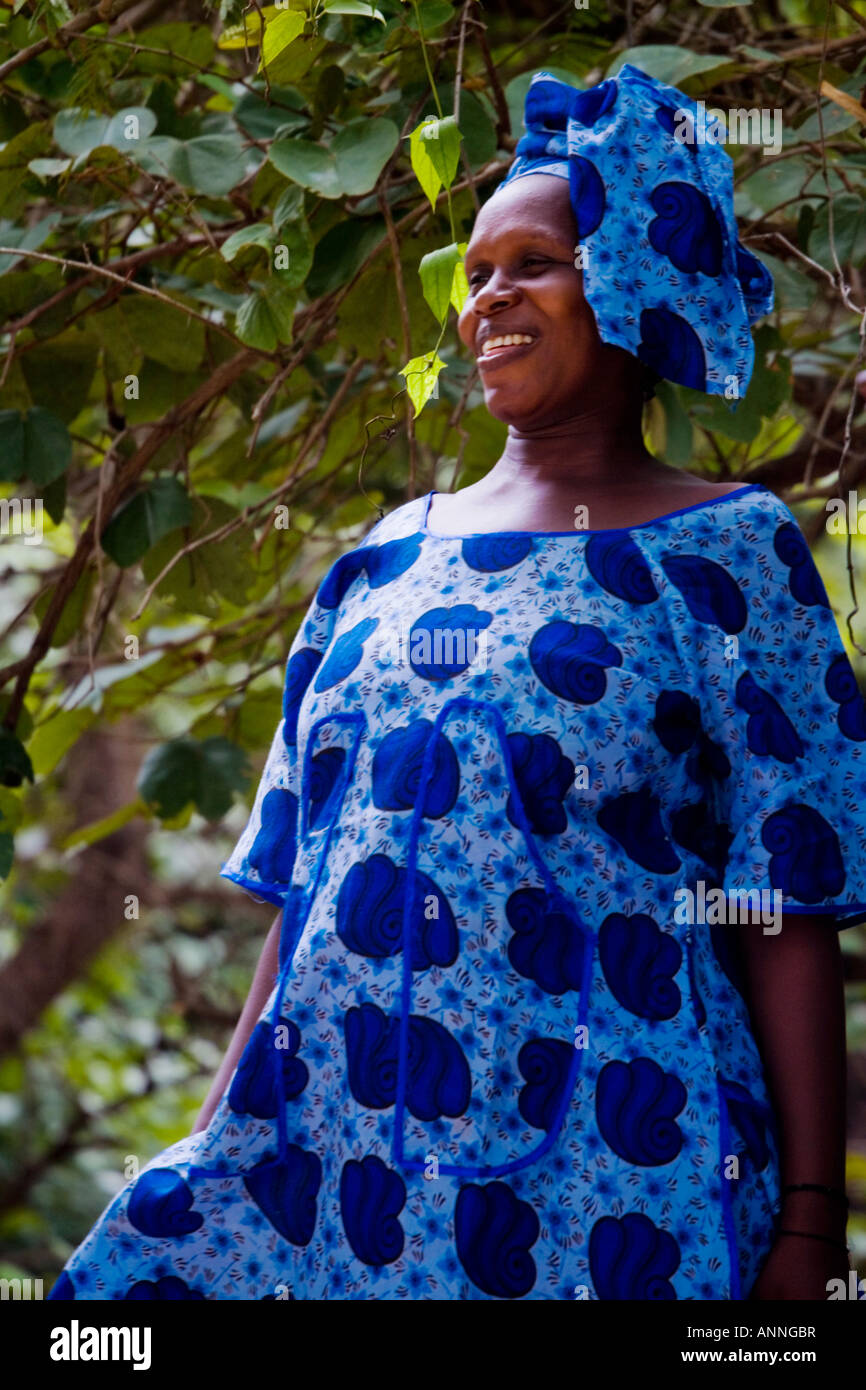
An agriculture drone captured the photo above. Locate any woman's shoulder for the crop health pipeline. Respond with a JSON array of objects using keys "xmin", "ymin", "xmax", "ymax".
[
  {"xmin": 649, "ymin": 480, "xmax": 791, "ymax": 544},
  {"xmin": 356, "ymin": 493, "xmax": 428, "ymax": 547}
]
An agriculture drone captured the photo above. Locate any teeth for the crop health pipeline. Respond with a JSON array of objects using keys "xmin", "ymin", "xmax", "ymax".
[{"xmin": 481, "ymin": 333, "xmax": 535, "ymax": 353}]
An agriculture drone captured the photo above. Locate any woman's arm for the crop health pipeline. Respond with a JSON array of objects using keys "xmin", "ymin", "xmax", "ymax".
[
  {"xmin": 192, "ymin": 908, "xmax": 283, "ymax": 1134},
  {"xmin": 733, "ymin": 911, "xmax": 850, "ymax": 1298}
]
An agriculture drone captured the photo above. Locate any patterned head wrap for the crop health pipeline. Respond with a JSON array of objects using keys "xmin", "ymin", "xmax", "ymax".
[{"xmin": 491, "ymin": 64, "xmax": 774, "ymax": 398}]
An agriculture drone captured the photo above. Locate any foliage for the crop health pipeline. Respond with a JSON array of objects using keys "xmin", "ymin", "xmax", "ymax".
[{"xmin": 0, "ymin": 0, "xmax": 865, "ymax": 1286}]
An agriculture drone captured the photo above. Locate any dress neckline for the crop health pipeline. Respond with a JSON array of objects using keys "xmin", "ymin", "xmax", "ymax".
[{"xmin": 421, "ymin": 483, "xmax": 765, "ymax": 539}]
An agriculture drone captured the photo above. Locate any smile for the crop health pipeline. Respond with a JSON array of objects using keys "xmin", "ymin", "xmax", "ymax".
[{"xmin": 477, "ymin": 334, "xmax": 538, "ymax": 368}]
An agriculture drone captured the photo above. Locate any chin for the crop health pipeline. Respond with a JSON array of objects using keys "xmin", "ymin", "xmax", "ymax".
[{"xmin": 481, "ymin": 390, "xmax": 537, "ymax": 426}]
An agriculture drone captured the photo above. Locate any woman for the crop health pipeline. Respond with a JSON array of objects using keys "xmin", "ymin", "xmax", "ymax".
[{"xmin": 49, "ymin": 65, "xmax": 866, "ymax": 1301}]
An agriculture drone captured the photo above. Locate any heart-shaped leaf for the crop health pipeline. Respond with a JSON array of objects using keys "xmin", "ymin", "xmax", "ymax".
[
  {"xmin": 400, "ymin": 351, "xmax": 445, "ymax": 415},
  {"xmin": 332, "ymin": 118, "xmax": 399, "ymax": 196},
  {"xmin": 137, "ymin": 736, "xmax": 249, "ymax": 820},
  {"xmin": 101, "ymin": 477, "xmax": 194, "ymax": 568},
  {"xmin": 0, "ymin": 407, "xmax": 72, "ymax": 485},
  {"xmin": 235, "ymin": 284, "xmax": 297, "ymax": 351},
  {"xmin": 261, "ymin": 10, "xmax": 306, "ymax": 73},
  {"xmin": 53, "ymin": 106, "xmax": 157, "ymax": 157},
  {"xmin": 409, "ymin": 116, "xmax": 462, "ymax": 209},
  {"xmin": 270, "ymin": 118, "xmax": 398, "ymax": 198},
  {"xmin": 220, "ymin": 221, "xmax": 274, "ymax": 262},
  {"xmin": 268, "ymin": 137, "xmax": 342, "ymax": 196},
  {"xmin": 133, "ymin": 134, "xmax": 248, "ymax": 196},
  {"xmin": 419, "ymin": 243, "xmax": 462, "ymax": 324},
  {"xmin": 273, "ymin": 220, "xmax": 313, "ymax": 288}
]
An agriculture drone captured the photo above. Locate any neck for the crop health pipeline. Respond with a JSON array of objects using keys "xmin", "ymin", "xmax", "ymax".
[{"xmin": 489, "ymin": 402, "xmax": 660, "ymax": 493}]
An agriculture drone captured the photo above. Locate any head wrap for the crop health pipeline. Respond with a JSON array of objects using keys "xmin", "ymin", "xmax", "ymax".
[{"xmin": 491, "ymin": 63, "xmax": 774, "ymax": 398}]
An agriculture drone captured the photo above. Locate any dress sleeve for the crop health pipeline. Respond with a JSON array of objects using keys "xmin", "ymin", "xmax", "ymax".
[
  {"xmin": 698, "ymin": 498, "xmax": 866, "ymax": 930},
  {"xmin": 218, "ymin": 599, "xmax": 332, "ymax": 906},
  {"xmin": 218, "ymin": 509, "xmax": 387, "ymax": 905}
]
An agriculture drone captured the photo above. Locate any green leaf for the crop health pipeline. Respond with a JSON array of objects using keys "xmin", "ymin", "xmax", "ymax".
[
  {"xmin": 0, "ymin": 730, "xmax": 34, "ymax": 788},
  {"xmin": 235, "ymin": 284, "xmax": 297, "ymax": 351},
  {"xmin": 276, "ymin": 182, "xmax": 309, "ymax": 227},
  {"xmin": 18, "ymin": 332, "xmax": 99, "ymax": 424},
  {"xmin": 61, "ymin": 798, "xmax": 147, "ymax": 850},
  {"xmin": 608, "ymin": 48, "xmax": 732, "ymax": 85},
  {"xmin": 268, "ymin": 137, "xmax": 342, "ymax": 196},
  {"xmin": 447, "ymin": 89, "xmax": 496, "ymax": 169},
  {"xmin": 810, "ymin": 195, "xmax": 866, "ymax": 270},
  {"xmin": 260, "ymin": 10, "xmax": 306, "ymax": 73},
  {"xmin": 27, "ymin": 157, "xmax": 73, "ymax": 181},
  {"xmin": 53, "ymin": 106, "xmax": 157, "ymax": 158},
  {"xmin": 270, "ymin": 119, "xmax": 398, "ymax": 198},
  {"xmin": 273, "ymin": 219, "xmax": 313, "ymax": 288},
  {"xmin": 0, "ymin": 406, "xmax": 71, "ymax": 485},
  {"xmin": 0, "ymin": 788, "xmax": 22, "ymax": 833},
  {"xmin": 752, "ymin": 250, "xmax": 814, "ymax": 312},
  {"xmin": 321, "ymin": 0, "xmax": 385, "ymax": 18},
  {"xmin": 409, "ymin": 116, "xmax": 461, "ymax": 208},
  {"xmin": 120, "ymin": 296, "xmax": 205, "ymax": 372},
  {"xmin": 220, "ymin": 221, "xmax": 273, "ymax": 262},
  {"xmin": 400, "ymin": 350, "xmax": 445, "ymax": 415},
  {"xmin": 137, "ymin": 736, "xmax": 249, "ymax": 821},
  {"xmin": 451, "ymin": 242, "xmax": 469, "ymax": 314},
  {"xmin": 404, "ymin": 0, "xmax": 454, "ymax": 32},
  {"xmin": 654, "ymin": 381, "xmax": 693, "ymax": 466},
  {"xmin": 28, "ymin": 708, "xmax": 95, "ymax": 776},
  {"xmin": 140, "ymin": 494, "xmax": 256, "ymax": 614},
  {"xmin": 0, "ymin": 833, "xmax": 12, "ymax": 879},
  {"xmin": 736, "ymin": 157, "xmax": 817, "ymax": 217},
  {"xmin": 332, "ymin": 118, "xmax": 399, "ymax": 196},
  {"xmin": 233, "ymin": 86, "xmax": 307, "ymax": 141},
  {"xmin": 129, "ymin": 22, "xmax": 215, "ymax": 74},
  {"xmin": 133, "ymin": 134, "xmax": 248, "ymax": 197},
  {"xmin": 101, "ymin": 477, "xmax": 194, "ymax": 568},
  {"xmin": 197, "ymin": 738, "xmax": 251, "ymax": 820},
  {"xmin": 0, "ymin": 124, "xmax": 53, "ymax": 221},
  {"xmin": 419, "ymin": 243, "xmax": 461, "ymax": 324},
  {"xmin": 137, "ymin": 738, "xmax": 201, "ymax": 818},
  {"xmin": 42, "ymin": 473, "xmax": 67, "ymax": 525},
  {"xmin": 0, "ymin": 212, "xmax": 61, "ymax": 276},
  {"xmin": 259, "ymin": 34, "xmax": 328, "ymax": 85}
]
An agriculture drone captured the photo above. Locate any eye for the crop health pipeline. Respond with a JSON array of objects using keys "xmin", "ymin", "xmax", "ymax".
[{"xmin": 467, "ymin": 255, "xmax": 554, "ymax": 290}]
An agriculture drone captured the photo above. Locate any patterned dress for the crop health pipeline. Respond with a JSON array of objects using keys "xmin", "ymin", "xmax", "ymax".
[{"xmin": 49, "ymin": 481, "xmax": 866, "ymax": 1301}]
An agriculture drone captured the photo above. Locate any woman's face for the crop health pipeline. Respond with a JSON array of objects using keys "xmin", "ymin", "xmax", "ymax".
[{"xmin": 457, "ymin": 173, "xmax": 639, "ymax": 428}]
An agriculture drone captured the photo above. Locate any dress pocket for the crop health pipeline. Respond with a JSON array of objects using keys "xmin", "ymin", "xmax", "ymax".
[
  {"xmin": 277, "ymin": 710, "xmax": 366, "ymax": 971},
  {"xmin": 392, "ymin": 693, "xmax": 594, "ymax": 1179},
  {"xmin": 194, "ymin": 711, "xmax": 366, "ymax": 1179}
]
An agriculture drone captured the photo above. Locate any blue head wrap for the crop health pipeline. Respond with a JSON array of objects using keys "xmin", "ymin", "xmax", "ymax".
[{"xmin": 492, "ymin": 64, "xmax": 774, "ymax": 398}]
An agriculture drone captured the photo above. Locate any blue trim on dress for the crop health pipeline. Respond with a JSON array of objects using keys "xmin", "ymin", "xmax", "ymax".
[
  {"xmin": 716, "ymin": 1074, "xmax": 744, "ymax": 1301},
  {"xmin": 423, "ymin": 484, "xmax": 765, "ymax": 539}
]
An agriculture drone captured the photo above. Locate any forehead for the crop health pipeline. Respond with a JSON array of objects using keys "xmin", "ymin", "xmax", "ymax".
[{"xmin": 466, "ymin": 174, "xmax": 576, "ymax": 259}]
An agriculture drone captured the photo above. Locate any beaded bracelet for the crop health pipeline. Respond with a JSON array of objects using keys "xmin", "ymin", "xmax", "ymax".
[
  {"xmin": 778, "ymin": 1228, "xmax": 850, "ymax": 1254},
  {"xmin": 781, "ymin": 1183, "xmax": 849, "ymax": 1210}
]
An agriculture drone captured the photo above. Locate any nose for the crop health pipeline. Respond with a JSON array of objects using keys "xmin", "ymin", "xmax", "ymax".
[{"xmin": 472, "ymin": 269, "xmax": 520, "ymax": 315}]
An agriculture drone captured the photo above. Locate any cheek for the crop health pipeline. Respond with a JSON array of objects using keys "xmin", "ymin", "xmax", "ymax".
[{"xmin": 457, "ymin": 301, "xmax": 478, "ymax": 347}]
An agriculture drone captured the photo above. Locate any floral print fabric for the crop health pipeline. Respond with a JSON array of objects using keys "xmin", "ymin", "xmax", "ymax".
[
  {"xmin": 49, "ymin": 482, "xmax": 866, "ymax": 1301},
  {"xmin": 495, "ymin": 64, "xmax": 775, "ymax": 397}
]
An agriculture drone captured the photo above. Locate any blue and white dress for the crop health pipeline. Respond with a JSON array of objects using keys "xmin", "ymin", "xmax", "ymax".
[{"xmin": 50, "ymin": 482, "xmax": 866, "ymax": 1301}]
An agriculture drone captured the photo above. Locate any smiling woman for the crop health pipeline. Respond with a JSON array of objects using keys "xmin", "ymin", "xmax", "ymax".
[{"xmin": 47, "ymin": 64, "xmax": 866, "ymax": 1304}]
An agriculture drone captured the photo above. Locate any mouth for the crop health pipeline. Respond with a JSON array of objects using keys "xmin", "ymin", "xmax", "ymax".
[{"xmin": 477, "ymin": 332, "xmax": 539, "ymax": 369}]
